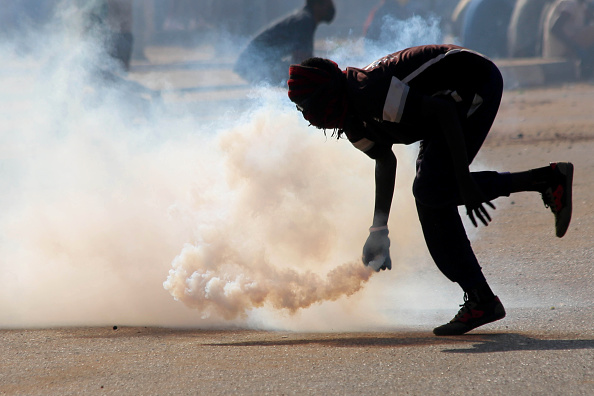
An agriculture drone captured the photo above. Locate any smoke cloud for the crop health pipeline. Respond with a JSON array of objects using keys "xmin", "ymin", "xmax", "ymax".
[
  {"xmin": 165, "ymin": 245, "xmax": 373, "ymax": 320},
  {"xmin": 364, "ymin": 14, "xmax": 444, "ymax": 61},
  {"xmin": 0, "ymin": 3, "xmax": 457, "ymax": 330}
]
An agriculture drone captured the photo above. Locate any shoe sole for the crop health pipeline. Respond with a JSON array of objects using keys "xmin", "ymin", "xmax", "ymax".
[{"xmin": 555, "ymin": 162, "xmax": 573, "ymax": 238}]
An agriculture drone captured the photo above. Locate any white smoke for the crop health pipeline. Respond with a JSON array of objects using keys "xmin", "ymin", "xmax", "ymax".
[
  {"xmin": 0, "ymin": 3, "xmax": 459, "ymax": 330},
  {"xmin": 363, "ymin": 14, "xmax": 444, "ymax": 63},
  {"xmin": 161, "ymin": 95, "xmax": 378, "ymax": 321}
]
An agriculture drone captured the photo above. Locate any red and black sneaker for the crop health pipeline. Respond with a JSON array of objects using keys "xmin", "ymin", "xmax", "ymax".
[
  {"xmin": 433, "ymin": 294, "xmax": 506, "ymax": 336},
  {"xmin": 541, "ymin": 162, "xmax": 573, "ymax": 238}
]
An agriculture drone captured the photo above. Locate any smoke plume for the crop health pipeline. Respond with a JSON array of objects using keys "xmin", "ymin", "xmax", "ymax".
[
  {"xmin": 0, "ymin": 2, "xmax": 456, "ymax": 330},
  {"xmin": 165, "ymin": 244, "xmax": 373, "ymax": 320}
]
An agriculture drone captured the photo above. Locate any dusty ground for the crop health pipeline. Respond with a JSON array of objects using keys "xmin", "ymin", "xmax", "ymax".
[{"xmin": 1, "ymin": 58, "xmax": 594, "ymax": 394}]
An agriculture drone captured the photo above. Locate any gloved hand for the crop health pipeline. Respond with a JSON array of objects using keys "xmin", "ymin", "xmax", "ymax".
[{"xmin": 362, "ymin": 228, "xmax": 392, "ymax": 272}]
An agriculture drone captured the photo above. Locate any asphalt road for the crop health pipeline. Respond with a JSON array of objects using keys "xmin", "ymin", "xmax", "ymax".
[{"xmin": 1, "ymin": 48, "xmax": 593, "ymax": 395}]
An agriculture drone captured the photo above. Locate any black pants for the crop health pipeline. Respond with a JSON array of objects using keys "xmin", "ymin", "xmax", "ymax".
[{"xmin": 412, "ymin": 55, "xmax": 510, "ymax": 290}]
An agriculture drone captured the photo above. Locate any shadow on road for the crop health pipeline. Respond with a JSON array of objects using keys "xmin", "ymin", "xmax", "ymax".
[
  {"xmin": 210, "ymin": 334, "xmax": 471, "ymax": 349},
  {"xmin": 64, "ymin": 327, "xmax": 594, "ymax": 354},
  {"xmin": 441, "ymin": 333, "xmax": 594, "ymax": 354},
  {"xmin": 209, "ymin": 332, "xmax": 594, "ymax": 353}
]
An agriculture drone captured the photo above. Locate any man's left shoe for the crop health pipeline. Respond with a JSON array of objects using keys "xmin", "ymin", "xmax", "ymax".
[
  {"xmin": 541, "ymin": 162, "xmax": 573, "ymax": 238},
  {"xmin": 433, "ymin": 294, "xmax": 506, "ymax": 336}
]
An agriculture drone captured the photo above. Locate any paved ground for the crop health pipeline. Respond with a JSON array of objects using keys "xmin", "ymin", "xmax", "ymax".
[
  {"xmin": 1, "ymin": 47, "xmax": 593, "ymax": 395},
  {"xmin": 1, "ymin": 325, "xmax": 594, "ymax": 395}
]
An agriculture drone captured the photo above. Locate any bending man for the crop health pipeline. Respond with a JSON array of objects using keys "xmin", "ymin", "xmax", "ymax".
[{"xmin": 287, "ymin": 44, "xmax": 573, "ymax": 335}]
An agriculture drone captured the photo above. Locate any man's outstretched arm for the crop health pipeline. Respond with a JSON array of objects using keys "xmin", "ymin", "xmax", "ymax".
[
  {"xmin": 372, "ymin": 147, "xmax": 397, "ymax": 228},
  {"xmin": 362, "ymin": 146, "xmax": 396, "ymax": 271}
]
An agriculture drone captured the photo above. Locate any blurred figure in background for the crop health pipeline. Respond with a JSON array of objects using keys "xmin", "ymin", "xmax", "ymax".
[
  {"xmin": 233, "ymin": 0, "xmax": 335, "ymax": 86},
  {"xmin": 460, "ymin": 0, "xmax": 515, "ymax": 58},
  {"xmin": 76, "ymin": 0, "xmax": 133, "ymax": 72},
  {"xmin": 450, "ymin": 0, "xmax": 471, "ymax": 42},
  {"xmin": 106, "ymin": 0, "xmax": 134, "ymax": 71},
  {"xmin": 543, "ymin": 0, "xmax": 594, "ymax": 78},
  {"xmin": 131, "ymin": 0, "xmax": 154, "ymax": 61},
  {"xmin": 507, "ymin": 0, "xmax": 555, "ymax": 58}
]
